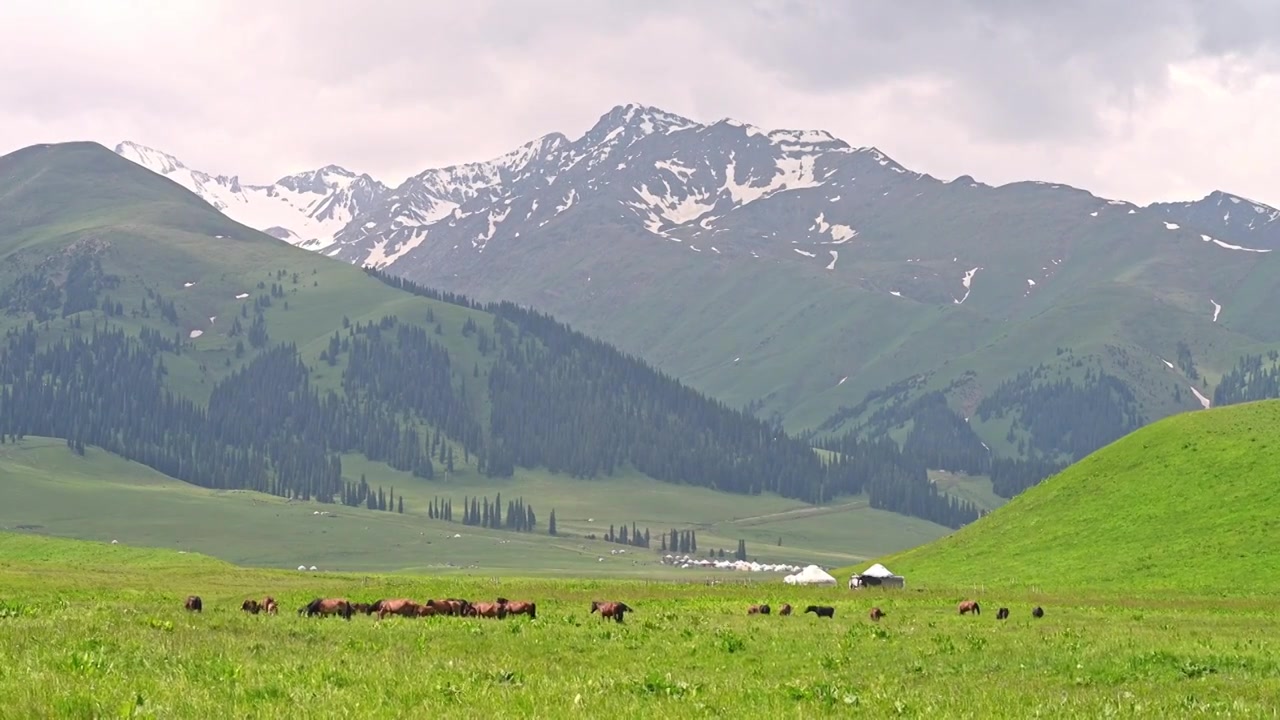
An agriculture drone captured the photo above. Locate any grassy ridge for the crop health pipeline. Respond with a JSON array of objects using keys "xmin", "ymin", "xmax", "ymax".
[
  {"xmin": 1, "ymin": 533, "xmax": 1278, "ymax": 717},
  {"xmin": 850, "ymin": 400, "xmax": 1280, "ymax": 594}
]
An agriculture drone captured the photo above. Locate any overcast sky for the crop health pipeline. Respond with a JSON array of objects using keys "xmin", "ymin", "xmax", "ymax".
[{"xmin": 2, "ymin": 0, "xmax": 1277, "ymax": 205}]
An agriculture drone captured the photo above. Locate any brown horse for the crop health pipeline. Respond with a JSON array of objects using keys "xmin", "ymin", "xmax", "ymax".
[
  {"xmin": 419, "ymin": 598, "xmax": 453, "ymax": 616},
  {"xmin": 747, "ymin": 604, "xmax": 772, "ymax": 615},
  {"xmin": 958, "ymin": 600, "xmax": 981, "ymax": 615},
  {"xmin": 371, "ymin": 598, "xmax": 423, "ymax": 620},
  {"xmin": 444, "ymin": 598, "xmax": 472, "ymax": 616},
  {"xmin": 869, "ymin": 606, "xmax": 885, "ymax": 622},
  {"xmin": 262, "ymin": 597, "xmax": 278, "ymax": 615},
  {"xmin": 590, "ymin": 601, "xmax": 632, "ymax": 623},
  {"xmin": 299, "ymin": 597, "xmax": 354, "ymax": 620},
  {"xmin": 184, "ymin": 595, "xmax": 202, "ymax": 613},
  {"xmin": 241, "ymin": 599, "xmax": 262, "ymax": 614},
  {"xmin": 468, "ymin": 602, "xmax": 508, "ymax": 619},
  {"xmin": 502, "ymin": 600, "xmax": 537, "ymax": 620},
  {"xmin": 778, "ymin": 603, "xmax": 793, "ymax": 616},
  {"xmin": 415, "ymin": 603, "xmax": 438, "ymax": 617}
]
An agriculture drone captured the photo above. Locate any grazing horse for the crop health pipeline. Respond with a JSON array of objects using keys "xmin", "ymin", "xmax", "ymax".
[
  {"xmin": 778, "ymin": 603, "xmax": 793, "ymax": 616},
  {"xmin": 804, "ymin": 605, "xmax": 835, "ymax": 619},
  {"xmin": 184, "ymin": 595, "xmax": 203, "ymax": 613},
  {"xmin": 444, "ymin": 598, "xmax": 472, "ymax": 616},
  {"xmin": 868, "ymin": 606, "xmax": 885, "ymax": 622},
  {"xmin": 420, "ymin": 598, "xmax": 453, "ymax": 616},
  {"xmin": 996, "ymin": 607, "xmax": 1010, "ymax": 620},
  {"xmin": 468, "ymin": 602, "xmax": 508, "ymax": 619},
  {"xmin": 415, "ymin": 603, "xmax": 438, "ymax": 617},
  {"xmin": 241, "ymin": 599, "xmax": 262, "ymax": 614},
  {"xmin": 371, "ymin": 598, "xmax": 423, "ymax": 620},
  {"xmin": 590, "ymin": 601, "xmax": 632, "ymax": 623},
  {"xmin": 503, "ymin": 600, "xmax": 537, "ymax": 620},
  {"xmin": 958, "ymin": 600, "xmax": 981, "ymax": 616},
  {"xmin": 299, "ymin": 597, "xmax": 354, "ymax": 620},
  {"xmin": 1031, "ymin": 606, "xmax": 1044, "ymax": 619},
  {"xmin": 262, "ymin": 597, "xmax": 278, "ymax": 615},
  {"xmin": 747, "ymin": 604, "xmax": 772, "ymax": 615}
]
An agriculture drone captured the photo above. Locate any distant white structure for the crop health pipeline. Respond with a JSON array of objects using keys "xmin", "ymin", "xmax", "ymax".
[
  {"xmin": 783, "ymin": 565, "xmax": 838, "ymax": 586},
  {"xmin": 660, "ymin": 554, "xmax": 802, "ymax": 574},
  {"xmin": 849, "ymin": 563, "xmax": 906, "ymax": 589}
]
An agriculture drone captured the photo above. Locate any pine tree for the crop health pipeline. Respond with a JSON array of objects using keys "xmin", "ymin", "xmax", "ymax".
[{"xmin": 548, "ymin": 508, "xmax": 557, "ymax": 536}]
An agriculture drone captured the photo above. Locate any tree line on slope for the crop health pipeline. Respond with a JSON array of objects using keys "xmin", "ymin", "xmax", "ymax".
[
  {"xmin": 1213, "ymin": 351, "xmax": 1280, "ymax": 406},
  {"xmin": 364, "ymin": 268, "xmax": 981, "ymax": 528}
]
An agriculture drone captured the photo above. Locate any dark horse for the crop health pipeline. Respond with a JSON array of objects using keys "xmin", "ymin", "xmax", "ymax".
[
  {"xmin": 1031, "ymin": 606, "xmax": 1044, "ymax": 619},
  {"xmin": 747, "ymin": 604, "xmax": 772, "ymax": 615},
  {"xmin": 804, "ymin": 605, "xmax": 835, "ymax": 619},
  {"xmin": 590, "ymin": 601, "xmax": 633, "ymax": 623},
  {"xmin": 958, "ymin": 600, "xmax": 981, "ymax": 616},
  {"xmin": 242, "ymin": 599, "xmax": 262, "ymax": 614},
  {"xmin": 184, "ymin": 595, "xmax": 203, "ymax": 613},
  {"xmin": 996, "ymin": 607, "xmax": 1010, "ymax": 620},
  {"xmin": 868, "ymin": 607, "xmax": 885, "ymax": 622},
  {"xmin": 298, "ymin": 597, "xmax": 354, "ymax": 620}
]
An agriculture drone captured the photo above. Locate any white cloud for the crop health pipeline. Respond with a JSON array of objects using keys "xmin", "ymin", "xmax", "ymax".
[{"xmin": 0, "ymin": 0, "xmax": 1276, "ymax": 205}]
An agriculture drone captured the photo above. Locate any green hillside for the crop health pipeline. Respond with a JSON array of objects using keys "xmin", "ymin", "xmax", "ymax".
[
  {"xmin": 848, "ymin": 400, "xmax": 1280, "ymax": 594},
  {"xmin": 0, "ymin": 140, "xmax": 980, "ymax": 568}
]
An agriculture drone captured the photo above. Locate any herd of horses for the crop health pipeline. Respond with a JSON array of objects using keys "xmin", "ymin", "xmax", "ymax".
[
  {"xmin": 746, "ymin": 599, "xmax": 1044, "ymax": 622},
  {"xmin": 183, "ymin": 594, "xmax": 1043, "ymax": 624},
  {"xmin": 182, "ymin": 594, "xmax": 633, "ymax": 622}
]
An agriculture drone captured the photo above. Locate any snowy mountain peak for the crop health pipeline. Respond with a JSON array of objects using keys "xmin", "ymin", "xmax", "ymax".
[{"xmin": 114, "ymin": 141, "xmax": 188, "ymax": 175}]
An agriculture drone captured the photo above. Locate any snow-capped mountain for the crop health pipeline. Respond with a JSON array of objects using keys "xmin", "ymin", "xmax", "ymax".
[
  {"xmin": 113, "ymin": 141, "xmax": 390, "ymax": 250},
  {"xmin": 113, "ymin": 104, "xmax": 1280, "ymax": 464},
  {"xmin": 1148, "ymin": 190, "xmax": 1280, "ymax": 251}
]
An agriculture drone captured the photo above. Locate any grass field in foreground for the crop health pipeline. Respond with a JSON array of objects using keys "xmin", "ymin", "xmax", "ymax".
[
  {"xmin": 0, "ymin": 438, "xmax": 949, "ymax": 575},
  {"xmin": 1, "ymin": 533, "xmax": 1277, "ymax": 718}
]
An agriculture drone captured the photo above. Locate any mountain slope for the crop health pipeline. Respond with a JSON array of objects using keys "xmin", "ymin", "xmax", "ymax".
[
  {"xmin": 112, "ymin": 105, "xmax": 1280, "ymax": 503},
  {"xmin": 855, "ymin": 399, "xmax": 1280, "ymax": 594},
  {"xmin": 0, "ymin": 140, "xmax": 981, "ymax": 561}
]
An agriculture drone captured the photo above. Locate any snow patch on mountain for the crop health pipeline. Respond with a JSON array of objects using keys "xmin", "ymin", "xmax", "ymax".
[
  {"xmin": 954, "ymin": 267, "xmax": 981, "ymax": 304},
  {"xmin": 810, "ymin": 212, "xmax": 858, "ymax": 244},
  {"xmin": 1200, "ymin": 233, "xmax": 1271, "ymax": 253}
]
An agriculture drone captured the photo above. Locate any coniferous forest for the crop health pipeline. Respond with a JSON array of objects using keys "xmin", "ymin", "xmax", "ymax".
[{"xmin": 0, "ymin": 248, "xmax": 985, "ymax": 530}]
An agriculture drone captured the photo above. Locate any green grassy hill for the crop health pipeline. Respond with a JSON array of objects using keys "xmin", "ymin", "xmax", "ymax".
[
  {"xmin": 0, "ymin": 141, "xmax": 972, "ymax": 569},
  {"xmin": 843, "ymin": 400, "xmax": 1280, "ymax": 594}
]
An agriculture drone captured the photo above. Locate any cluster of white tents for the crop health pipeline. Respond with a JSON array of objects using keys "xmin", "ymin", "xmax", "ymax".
[{"xmin": 661, "ymin": 554, "xmax": 804, "ymax": 573}]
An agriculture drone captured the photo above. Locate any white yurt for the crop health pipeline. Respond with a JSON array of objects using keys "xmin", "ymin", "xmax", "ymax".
[{"xmin": 783, "ymin": 564, "xmax": 838, "ymax": 586}]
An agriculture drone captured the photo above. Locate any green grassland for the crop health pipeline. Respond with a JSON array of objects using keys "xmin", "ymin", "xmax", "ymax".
[
  {"xmin": 1, "ymin": 532, "xmax": 1278, "ymax": 718},
  {"xmin": 0, "ymin": 437, "xmax": 947, "ymax": 574},
  {"xmin": 846, "ymin": 400, "xmax": 1280, "ymax": 595}
]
